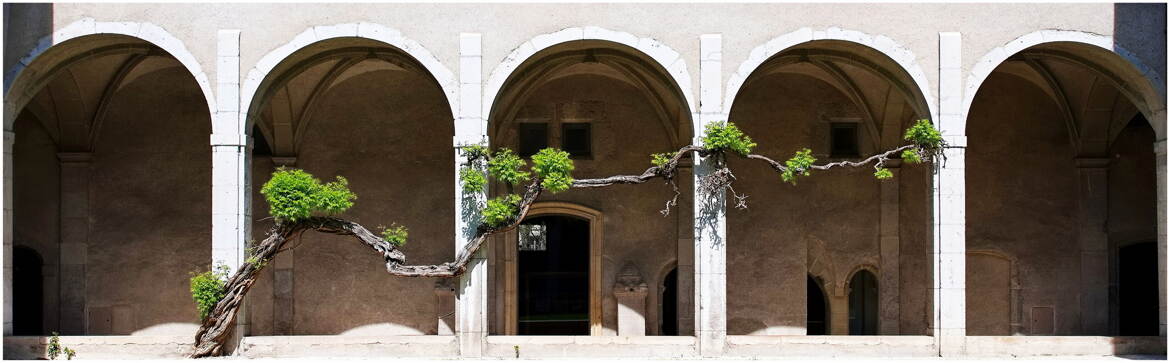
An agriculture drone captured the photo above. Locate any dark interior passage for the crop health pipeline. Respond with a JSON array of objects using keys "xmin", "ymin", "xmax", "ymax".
[
  {"xmin": 13, "ymin": 246, "xmax": 43, "ymax": 335},
  {"xmin": 661, "ymin": 267, "xmax": 678, "ymax": 336},
  {"xmin": 849, "ymin": 270, "xmax": 878, "ymax": 335},
  {"xmin": 518, "ymin": 215, "xmax": 590, "ymax": 335},
  {"xmin": 1119, "ymin": 241, "xmax": 1158, "ymax": 336},
  {"xmin": 807, "ymin": 275, "xmax": 828, "ymax": 335}
]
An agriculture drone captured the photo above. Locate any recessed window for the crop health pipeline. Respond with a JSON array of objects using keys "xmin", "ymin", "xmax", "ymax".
[
  {"xmin": 561, "ymin": 123, "xmax": 592, "ymax": 158},
  {"xmin": 830, "ymin": 123, "xmax": 859, "ymax": 158},
  {"xmin": 519, "ymin": 123, "xmax": 548, "ymax": 158}
]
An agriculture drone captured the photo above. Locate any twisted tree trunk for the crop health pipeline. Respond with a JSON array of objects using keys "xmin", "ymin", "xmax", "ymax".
[{"xmin": 190, "ymin": 142, "xmax": 922, "ymax": 357}]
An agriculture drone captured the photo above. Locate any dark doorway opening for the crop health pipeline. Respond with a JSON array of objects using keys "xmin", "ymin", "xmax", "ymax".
[
  {"xmin": 1119, "ymin": 241, "xmax": 1158, "ymax": 336},
  {"xmin": 14, "ymin": 246, "xmax": 43, "ymax": 335},
  {"xmin": 518, "ymin": 215, "xmax": 590, "ymax": 335},
  {"xmin": 849, "ymin": 270, "xmax": 878, "ymax": 335},
  {"xmin": 661, "ymin": 267, "xmax": 678, "ymax": 335},
  {"xmin": 807, "ymin": 275, "xmax": 828, "ymax": 335}
]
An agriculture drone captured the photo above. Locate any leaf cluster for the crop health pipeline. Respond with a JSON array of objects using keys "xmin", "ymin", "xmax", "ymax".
[
  {"xmin": 488, "ymin": 148, "xmax": 531, "ymax": 185},
  {"xmin": 260, "ymin": 168, "xmax": 356, "ymax": 222},
  {"xmin": 47, "ymin": 332, "xmax": 76, "ymax": 360},
  {"xmin": 189, "ymin": 264, "xmax": 229, "ymax": 321},
  {"xmin": 702, "ymin": 121, "xmax": 757, "ymax": 156},
  {"xmin": 874, "ymin": 168, "xmax": 894, "ymax": 180},
  {"xmin": 904, "ymin": 119, "xmax": 943, "ymax": 149},
  {"xmin": 650, "ymin": 152, "xmax": 674, "ymax": 167},
  {"xmin": 380, "ymin": 223, "xmax": 409, "ymax": 246},
  {"xmin": 460, "ymin": 167, "xmax": 487, "ymax": 193},
  {"xmin": 780, "ymin": 148, "xmax": 817, "ymax": 184},
  {"xmin": 484, "ymin": 194, "xmax": 523, "ymax": 228},
  {"xmin": 531, "ymin": 148, "xmax": 575, "ymax": 193}
]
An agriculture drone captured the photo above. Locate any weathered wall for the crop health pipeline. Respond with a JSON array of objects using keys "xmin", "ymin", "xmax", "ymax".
[
  {"xmin": 490, "ymin": 72, "xmax": 687, "ymax": 335},
  {"xmin": 12, "ymin": 112, "xmax": 61, "ymax": 334},
  {"xmin": 248, "ymin": 69, "xmax": 455, "ymax": 335}
]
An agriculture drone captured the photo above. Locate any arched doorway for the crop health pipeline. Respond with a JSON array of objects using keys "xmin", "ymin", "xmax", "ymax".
[
  {"xmin": 807, "ymin": 275, "xmax": 829, "ymax": 335},
  {"xmin": 13, "ymin": 246, "xmax": 43, "ymax": 335},
  {"xmin": 516, "ymin": 215, "xmax": 590, "ymax": 335},
  {"xmin": 660, "ymin": 267, "xmax": 678, "ymax": 336},
  {"xmin": 848, "ymin": 270, "xmax": 878, "ymax": 335},
  {"xmin": 1118, "ymin": 241, "xmax": 1158, "ymax": 335}
]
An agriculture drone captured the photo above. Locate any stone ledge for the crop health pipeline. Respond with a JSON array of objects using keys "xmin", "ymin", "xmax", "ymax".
[
  {"xmin": 238, "ymin": 335, "xmax": 458, "ymax": 358},
  {"xmin": 966, "ymin": 336, "xmax": 1166, "ymax": 356},
  {"xmin": 4, "ymin": 335, "xmax": 192, "ymax": 360},
  {"xmin": 486, "ymin": 335, "xmax": 697, "ymax": 358},
  {"xmin": 726, "ymin": 335, "xmax": 936, "ymax": 358}
]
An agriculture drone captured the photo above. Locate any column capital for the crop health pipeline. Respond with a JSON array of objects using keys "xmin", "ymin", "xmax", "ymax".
[
  {"xmin": 210, "ymin": 133, "xmax": 250, "ymax": 147},
  {"xmin": 270, "ymin": 156, "xmax": 297, "ymax": 167}
]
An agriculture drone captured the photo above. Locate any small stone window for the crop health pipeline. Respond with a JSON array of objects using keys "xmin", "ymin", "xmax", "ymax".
[
  {"xmin": 830, "ymin": 122, "xmax": 860, "ymax": 158},
  {"xmin": 518, "ymin": 122, "xmax": 548, "ymax": 158},
  {"xmin": 561, "ymin": 123, "xmax": 592, "ymax": 158}
]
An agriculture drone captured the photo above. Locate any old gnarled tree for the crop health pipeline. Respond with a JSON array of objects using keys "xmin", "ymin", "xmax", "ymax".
[{"xmin": 188, "ymin": 119, "xmax": 945, "ymax": 357}]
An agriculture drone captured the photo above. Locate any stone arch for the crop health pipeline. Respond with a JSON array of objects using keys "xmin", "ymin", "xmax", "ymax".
[
  {"xmin": 653, "ymin": 258, "xmax": 678, "ymax": 335},
  {"xmin": 240, "ymin": 23, "xmax": 458, "ymax": 135},
  {"xmin": 959, "ymin": 30, "xmax": 1167, "ymax": 139},
  {"xmin": 4, "ymin": 18, "xmax": 215, "ymax": 132},
  {"xmin": 842, "ymin": 264, "xmax": 880, "ymax": 296},
  {"xmin": 483, "ymin": 27, "xmax": 696, "ymax": 146},
  {"xmin": 726, "ymin": 27, "xmax": 937, "ymax": 126},
  {"xmin": 504, "ymin": 201, "xmax": 605, "ymax": 335}
]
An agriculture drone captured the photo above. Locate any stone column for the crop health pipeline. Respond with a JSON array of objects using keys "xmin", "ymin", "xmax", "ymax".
[
  {"xmin": 829, "ymin": 291, "xmax": 848, "ymax": 335},
  {"xmin": 210, "ymin": 29, "xmax": 251, "ymax": 344},
  {"xmin": 615, "ymin": 263, "xmax": 648, "ymax": 336},
  {"xmin": 3, "ymin": 129, "xmax": 13, "ymax": 335},
  {"xmin": 935, "ymin": 32, "xmax": 966, "ymax": 356},
  {"xmin": 454, "ymin": 32, "xmax": 488, "ymax": 357},
  {"xmin": 1155, "ymin": 138, "xmax": 1166, "ymax": 337},
  {"xmin": 880, "ymin": 162, "xmax": 901, "ymax": 335},
  {"xmin": 694, "ymin": 33, "xmax": 726, "ymax": 357},
  {"xmin": 676, "ymin": 162, "xmax": 695, "ymax": 336},
  {"xmin": 57, "ymin": 152, "xmax": 91, "ymax": 335},
  {"xmin": 1075, "ymin": 157, "xmax": 1109, "ymax": 334}
]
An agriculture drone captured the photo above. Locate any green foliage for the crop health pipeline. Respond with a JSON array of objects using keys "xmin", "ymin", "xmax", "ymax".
[
  {"xmin": 488, "ymin": 148, "xmax": 531, "ymax": 185},
  {"xmin": 484, "ymin": 194, "xmax": 523, "ymax": 228},
  {"xmin": 461, "ymin": 144, "xmax": 489, "ymax": 159},
  {"xmin": 874, "ymin": 167, "xmax": 894, "ymax": 180},
  {"xmin": 903, "ymin": 119, "xmax": 943, "ymax": 149},
  {"xmin": 900, "ymin": 148, "xmax": 922, "ymax": 164},
  {"xmin": 380, "ymin": 223, "xmax": 409, "ymax": 246},
  {"xmin": 47, "ymin": 332, "xmax": 75, "ymax": 360},
  {"xmin": 702, "ymin": 121, "xmax": 757, "ymax": 156},
  {"xmin": 780, "ymin": 149, "xmax": 817, "ymax": 185},
  {"xmin": 189, "ymin": 264, "xmax": 229, "ymax": 321},
  {"xmin": 260, "ymin": 168, "xmax": 356, "ymax": 222},
  {"xmin": 650, "ymin": 152, "xmax": 674, "ymax": 167},
  {"xmin": 531, "ymin": 148, "xmax": 575, "ymax": 193},
  {"xmin": 460, "ymin": 167, "xmax": 487, "ymax": 193}
]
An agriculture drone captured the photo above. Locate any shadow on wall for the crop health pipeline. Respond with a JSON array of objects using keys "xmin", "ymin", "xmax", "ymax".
[
  {"xmin": 1115, "ymin": 3, "xmax": 1167, "ymax": 91},
  {"xmin": 2, "ymin": 3, "xmax": 52, "ymax": 89}
]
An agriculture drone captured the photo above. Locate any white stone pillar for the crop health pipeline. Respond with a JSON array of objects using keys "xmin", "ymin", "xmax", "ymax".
[
  {"xmin": 694, "ymin": 33, "xmax": 726, "ymax": 358},
  {"xmin": 211, "ymin": 29, "xmax": 250, "ymax": 345},
  {"xmin": 57, "ymin": 152, "xmax": 90, "ymax": 335},
  {"xmin": 454, "ymin": 32, "xmax": 488, "ymax": 357},
  {"xmin": 3, "ymin": 129, "xmax": 13, "ymax": 336},
  {"xmin": 935, "ymin": 32, "xmax": 966, "ymax": 357},
  {"xmin": 880, "ymin": 162, "xmax": 901, "ymax": 335},
  {"xmin": 1075, "ymin": 158, "xmax": 1109, "ymax": 334}
]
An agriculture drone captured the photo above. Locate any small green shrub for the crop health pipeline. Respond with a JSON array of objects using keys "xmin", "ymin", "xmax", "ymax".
[
  {"xmin": 650, "ymin": 152, "xmax": 674, "ymax": 167},
  {"xmin": 380, "ymin": 223, "xmax": 409, "ymax": 246},
  {"xmin": 488, "ymin": 148, "xmax": 530, "ymax": 185},
  {"xmin": 260, "ymin": 168, "xmax": 356, "ymax": 222},
  {"xmin": 459, "ymin": 167, "xmax": 487, "ymax": 193},
  {"xmin": 900, "ymin": 148, "xmax": 922, "ymax": 164},
  {"xmin": 461, "ymin": 144, "xmax": 489, "ymax": 159},
  {"xmin": 780, "ymin": 148, "xmax": 817, "ymax": 185},
  {"xmin": 47, "ymin": 332, "xmax": 75, "ymax": 360},
  {"xmin": 531, "ymin": 148, "xmax": 574, "ymax": 193},
  {"xmin": 702, "ymin": 121, "xmax": 757, "ymax": 156},
  {"xmin": 484, "ymin": 194, "xmax": 523, "ymax": 228},
  {"xmin": 189, "ymin": 264, "xmax": 229, "ymax": 321},
  {"xmin": 874, "ymin": 167, "xmax": 894, "ymax": 180}
]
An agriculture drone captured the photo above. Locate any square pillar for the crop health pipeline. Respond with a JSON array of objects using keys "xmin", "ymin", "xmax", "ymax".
[
  {"xmin": 880, "ymin": 163, "xmax": 902, "ymax": 335},
  {"xmin": 2, "ymin": 130, "xmax": 12, "ymax": 336},
  {"xmin": 694, "ymin": 33, "xmax": 726, "ymax": 358},
  {"xmin": 676, "ymin": 163, "xmax": 695, "ymax": 336},
  {"xmin": 57, "ymin": 152, "xmax": 91, "ymax": 335},
  {"xmin": 455, "ymin": 32, "xmax": 488, "ymax": 357},
  {"xmin": 935, "ymin": 31, "xmax": 966, "ymax": 357},
  {"xmin": 1076, "ymin": 157, "xmax": 1110, "ymax": 334}
]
